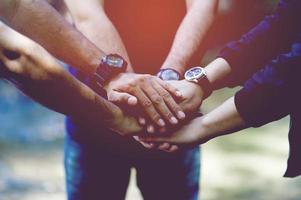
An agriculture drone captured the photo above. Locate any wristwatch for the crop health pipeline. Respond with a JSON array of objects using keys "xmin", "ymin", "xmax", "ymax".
[
  {"xmin": 94, "ymin": 54, "xmax": 127, "ymax": 87},
  {"xmin": 157, "ymin": 68, "xmax": 180, "ymax": 81},
  {"xmin": 184, "ymin": 66, "xmax": 212, "ymax": 98}
]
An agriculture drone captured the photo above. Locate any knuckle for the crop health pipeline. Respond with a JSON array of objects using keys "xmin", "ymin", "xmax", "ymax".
[
  {"xmin": 151, "ymin": 95, "xmax": 163, "ymax": 104},
  {"xmin": 151, "ymin": 113, "xmax": 161, "ymax": 122},
  {"xmin": 128, "ymin": 81, "xmax": 137, "ymax": 88},
  {"xmin": 143, "ymin": 74, "xmax": 153, "ymax": 82},
  {"xmin": 138, "ymin": 75, "xmax": 148, "ymax": 82},
  {"xmin": 144, "ymin": 74, "xmax": 152, "ymax": 79},
  {"xmin": 171, "ymin": 104, "xmax": 181, "ymax": 112},
  {"xmin": 122, "ymin": 84, "xmax": 134, "ymax": 93},
  {"xmin": 164, "ymin": 111, "xmax": 173, "ymax": 119},
  {"xmin": 164, "ymin": 82, "xmax": 173, "ymax": 90},
  {"xmin": 161, "ymin": 91, "xmax": 171, "ymax": 99},
  {"xmin": 141, "ymin": 99, "xmax": 152, "ymax": 108}
]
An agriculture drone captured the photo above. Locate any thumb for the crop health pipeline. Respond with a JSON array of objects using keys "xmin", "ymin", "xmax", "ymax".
[{"xmin": 108, "ymin": 90, "xmax": 138, "ymax": 106}]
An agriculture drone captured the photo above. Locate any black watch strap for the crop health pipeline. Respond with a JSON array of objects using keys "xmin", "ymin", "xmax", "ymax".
[
  {"xmin": 94, "ymin": 54, "xmax": 127, "ymax": 87},
  {"xmin": 197, "ymin": 76, "xmax": 212, "ymax": 99},
  {"xmin": 95, "ymin": 63, "xmax": 111, "ymax": 87}
]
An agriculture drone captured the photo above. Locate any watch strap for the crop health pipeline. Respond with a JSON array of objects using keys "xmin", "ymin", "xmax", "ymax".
[
  {"xmin": 197, "ymin": 74, "xmax": 212, "ymax": 99},
  {"xmin": 94, "ymin": 54, "xmax": 127, "ymax": 86},
  {"xmin": 95, "ymin": 63, "xmax": 111, "ymax": 87}
]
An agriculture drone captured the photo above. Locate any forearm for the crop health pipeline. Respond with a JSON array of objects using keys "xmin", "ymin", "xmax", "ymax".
[
  {"xmin": 204, "ymin": 57, "xmax": 232, "ymax": 90},
  {"xmin": 3, "ymin": 59, "xmax": 120, "ymax": 126},
  {"xmin": 196, "ymin": 97, "xmax": 246, "ymax": 143},
  {"xmin": 139, "ymin": 96, "xmax": 246, "ymax": 145},
  {"xmin": 0, "ymin": 22, "xmax": 121, "ymax": 127},
  {"xmin": 10, "ymin": 67, "xmax": 142, "ymax": 135},
  {"xmin": 1, "ymin": 0, "xmax": 105, "ymax": 74},
  {"xmin": 65, "ymin": 0, "xmax": 133, "ymax": 71},
  {"xmin": 161, "ymin": 0, "xmax": 218, "ymax": 75}
]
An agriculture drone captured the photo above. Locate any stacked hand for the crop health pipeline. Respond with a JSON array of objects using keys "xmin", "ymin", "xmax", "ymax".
[{"xmin": 105, "ymin": 74, "xmax": 205, "ymax": 152}]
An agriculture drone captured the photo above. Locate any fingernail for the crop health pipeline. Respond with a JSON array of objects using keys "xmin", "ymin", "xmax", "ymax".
[
  {"xmin": 139, "ymin": 117, "xmax": 146, "ymax": 125},
  {"xmin": 158, "ymin": 119, "xmax": 165, "ymax": 127},
  {"xmin": 176, "ymin": 91, "xmax": 182, "ymax": 97},
  {"xmin": 128, "ymin": 97, "xmax": 137, "ymax": 105},
  {"xmin": 149, "ymin": 143, "xmax": 155, "ymax": 148},
  {"xmin": 177, "ymin": 111, "xmax": 186, "ymax": 120},
  {"xmin": 147, "ymin": 125, "xmax": 155, "ymax": 133},
  {"xmin": 170, "ymin": 117, "xmax": 178, "ymax": 124}
]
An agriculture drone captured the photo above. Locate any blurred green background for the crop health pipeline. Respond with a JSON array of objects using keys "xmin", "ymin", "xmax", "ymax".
[{"xmin": 1, "ymin": 0, "xmax": 301, "ymax": 199}]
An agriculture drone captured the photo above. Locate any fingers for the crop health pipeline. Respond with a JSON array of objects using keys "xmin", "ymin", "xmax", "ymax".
[
  {"xmin": 131, "ymin": 87, "xmax": 166, "ymax": 127},
  {"xmin": 142, "ymin": 82, "xmax": 179, "ymax": 125},
  {"xmin": 138, "ymin": 116, "xmax": 146, "ymax": 126},
  {"xmin": 146, "ymin": 124, "xmax": 155, "ymax": 134},
  {"xmin": 169, "ymin": 145, "xmax": 179, "ymax": 152},
  {"xmin": 139, "ymin": 135, "xmax": 169, "ymax": 143},
  {"xmin": 114, "ymin": 74, "xmax": 185, "ymax": 126},
  {"xmin": 134, "ymin": 136, "xmax": 179, "ymax": 152},
  {"xmin": 152, "ymin": 80, "xmax": 185, "ymax": 120},
  {"xmin": 157, "ymin": 78, "xmax": 182, "ymax": 99},
  {"xmin": 133, "ymin": 136, "xmax": 156, "ymax": 149},
  {"xmin": 158, "ymin": 143, "xmax": 179, "ymax": 152},
  {"xmin": 108, "ymin": 90, "xmax": 138, "ymax": 106}
]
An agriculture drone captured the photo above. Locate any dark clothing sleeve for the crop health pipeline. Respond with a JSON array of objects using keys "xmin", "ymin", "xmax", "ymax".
[
  {"xmin": 218, "ymin": 0, "xmax": 301, "ymax": 88},
  {"xmin": 234, "ymin": 43, "xmax": 301, "ymax": 127},
  {"xmin": 0, "ymin": 60, "xmax": 5, "ymax": 78}
]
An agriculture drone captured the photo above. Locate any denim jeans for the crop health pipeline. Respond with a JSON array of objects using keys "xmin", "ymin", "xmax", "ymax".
[{"xmin": 64, "ymin": 118, "xmax": 201, "ymax": 200}]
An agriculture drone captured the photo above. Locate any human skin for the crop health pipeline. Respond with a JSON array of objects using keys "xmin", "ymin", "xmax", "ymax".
[
  {"xmin": 0, "ymin": 22, "xmax": 142, "ymax": 136},
  {"xmin": 161, "ymin": 0, "xmax": 219, "ymax": 75},
  {"xmin": 140, "ymin": 96, "xmax": 246, "ymax": 146},
  {"xmin": 0, "ymin": 0, "xmax": 186, "ymax": 128},
  {"xmin": 99, "ymin": 0, "xmax": 219, "ymax": 134}
]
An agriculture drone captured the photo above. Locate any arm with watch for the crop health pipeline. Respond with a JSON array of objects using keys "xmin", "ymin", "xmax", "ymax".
[
  {"xmin": 160, "ymin": 0, "xmax": 219, "ymax": 75},
  {"xmin": 139, "ymin": 0, "xmax": 301, "ymax": 147},
  {"xmin": 0, "ymin": 0, "xmax": 186, "ymax": 129},
  {"xmin": 133, "ymin": 0, "xmax": 219, "ymax": 133},
  {"xmin": 0, "ymin": 22, "xmax": 142, "ymax": 136},
  {"xmin": 137, "ymin": 67, "xmax": 212, "ymax": 152}
]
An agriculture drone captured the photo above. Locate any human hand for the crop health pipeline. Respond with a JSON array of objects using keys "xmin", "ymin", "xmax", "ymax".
[
  {"xmin": 167, "ymin": 79, "xmax": 205, "ymax": 113},
  {"xmin": 108, "ymin": 106, "xmax": 144, "ymax": 136},
  {"xmin": 0, "ymin": 21, "xmax": 60, "ymax": 81},
  {"xmin": 138, "ymin": 117, "xmax": 212, "ymax": 146},
  {"xmin": 105, "ymin": 73, "xmax": 186, "ymax": 127},
  {"xmin": 135, "ymin": 79, "xmax": 206, "ymax": 150},
  {"xmin": 139, "ymin": 96, "xmax": 247, "ymax": 146}
]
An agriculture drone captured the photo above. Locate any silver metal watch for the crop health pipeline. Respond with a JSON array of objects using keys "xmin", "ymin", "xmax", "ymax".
[{"xmin": 184, "ymin": 66, "xmax": 212, "ymax": 98}]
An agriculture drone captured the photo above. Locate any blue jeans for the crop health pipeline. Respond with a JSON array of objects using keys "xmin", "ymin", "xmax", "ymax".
[{"xmin": 64, "ymin": 118, "xmax": 200, "ymax": 200}]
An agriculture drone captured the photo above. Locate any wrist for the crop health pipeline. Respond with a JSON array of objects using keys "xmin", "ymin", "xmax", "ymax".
[
  {"xmin": 94, "ymin": 54, "xmax": 127, "ymax": 88},
  {"xmin": 161, "ymin": 58, "xmax": 186, "ymax": 76},
  {"xmin": 183, "ymin": 79, "xmax": 204, "ymax": 98},
  {"xmin": 184, "ymin": 66, "xmax": 212, "ymax": 99},
  {"xmin": 195, "ymin": 116, "xmax": 217, "ymax": 144},
  {"xmin": 203, "ymin": 58, "xmax": 232, "ymax": 90},
  {"xmin": 161, "ymin": 66, "xmax": 185, "ymax": 76}
]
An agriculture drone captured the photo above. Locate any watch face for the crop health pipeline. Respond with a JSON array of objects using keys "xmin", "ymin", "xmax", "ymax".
[
  {"xmin": 184, "ymin": 67, "xmax": 205, "ymax": 81},
  {"xmin": 104, "ymin": 55, "xmax": 124, "ymax": 68},
  {"xmin": 159, "ymin": 69, "xmax": 180, "ymax": 80}
]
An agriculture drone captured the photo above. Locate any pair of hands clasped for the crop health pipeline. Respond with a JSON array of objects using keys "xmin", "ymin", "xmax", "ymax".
[{"xmin": 104, "ymin": 72, "xmax": 205, "ymax": 152}]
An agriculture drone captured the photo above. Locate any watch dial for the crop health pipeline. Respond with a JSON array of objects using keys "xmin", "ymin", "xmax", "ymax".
[
  {"xmin": 106, "ymin": 55, "xmax": 124, "ymax": 68},
  {"xmin": 185, "ymin": 67, "xmax": 204, "ymax": 81},
  {"xmin": 161, "ymin": 70, "xmax": 180, "ymax": 80}
]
